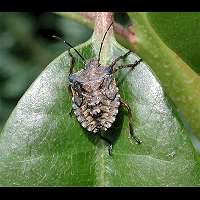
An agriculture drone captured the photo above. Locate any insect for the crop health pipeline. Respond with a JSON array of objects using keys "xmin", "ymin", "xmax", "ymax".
[{"xmin": 53, "ymin": 22, "xmax": 142, "ymax": 155}]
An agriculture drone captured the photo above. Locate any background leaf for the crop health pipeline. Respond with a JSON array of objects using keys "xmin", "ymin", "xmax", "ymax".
[
  {"xmin": 1, "ymin": 30, "xmax": 200, "ymax": 185},
  {"xmin": 147, "ymin": 12, "xmax": 200, "ymax": 74},
  {"xmin": 128, "ymin": 12, "xmax": 200, "ymax": 141}
]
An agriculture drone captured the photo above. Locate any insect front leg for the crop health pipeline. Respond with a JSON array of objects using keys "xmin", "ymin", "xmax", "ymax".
[
  {"xmin": 120, "ymin": 100, "xmax": 142, "ymax": 144},
  {"xmin": 108, "ymin": 49, "xmax": 142, "ymax": 73},
  {"xmin": 113, "ymin": 58, "xmax": 142, "ymax": 73},
  {"xmin": 109, "ymin": 50, "xmax": 131, "ymax": 70},
  {"xmin": 116, "ymin": 58, "xmax": 142, "ymax": 72}
]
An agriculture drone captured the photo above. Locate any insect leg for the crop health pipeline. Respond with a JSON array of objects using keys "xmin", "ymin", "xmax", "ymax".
[
  {"xmin": 109, "ymin": 50, "xmax": 131, "ymax": 70},
  {"xmin": 120, "ymin": 100, "xmax": 142, "ymax": 144},
  {"xmin": 97, "ymin": 134, "xmax": 113, "ymax": 156},
  {"xmin": 69, "ymin": 51, "xmax": 75, "ymax": 75},
  {"xmin": 113, "ymin": 58, "xmax": 142, "ymax": 73},
  {"xmin": 115, "ymin": 58, "xmax": 142, "ymax": 72},
  {"xmin": 68, "ymin": 85, "xmax": 73, "ymax": 96},
  {"xmin": 68, "ymin": 50, "xmax": 75, "ymax": 97},
  {"xmin": 69, "ymin": 108, "xmax": 74, "ymax": 116},
  {"xmin": 68, "ymin": 51, "xmax": 75, "ymax": 116}
]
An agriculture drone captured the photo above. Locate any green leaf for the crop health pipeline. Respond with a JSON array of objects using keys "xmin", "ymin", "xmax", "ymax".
[
  {"xmin": 1, "ymin": 26, "xmax": 200, "ymax": 186},
  {"xmin": 147, "ymin": 12, "xmax": 200, "ymax": 74},
  {"xmin": 128, "ymin": 12, "xmax": 200, "ymax": 140}
]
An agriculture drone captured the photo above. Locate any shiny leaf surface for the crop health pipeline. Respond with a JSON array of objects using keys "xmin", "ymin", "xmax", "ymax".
[{"xmin": 1, "ymin": 33, "xmax": 200, "ymax": 186}]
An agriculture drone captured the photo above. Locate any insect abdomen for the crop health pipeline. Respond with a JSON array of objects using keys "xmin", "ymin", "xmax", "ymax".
[{"xmin": 72, "ymin": 90, "xmax": 120, "ymax": 133}]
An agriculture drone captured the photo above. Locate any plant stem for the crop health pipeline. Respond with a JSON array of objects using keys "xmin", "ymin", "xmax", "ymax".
[
  {"xmin": 91, "ymin": 12, "xmax": 114, "ymax": 64},
  {"xmin": 55, "ymin": 12, "xmax": 136, "ymax": 49},
  {"xmin": 92, "ymin": 12, "xmax": 113, "ymax": 42}
]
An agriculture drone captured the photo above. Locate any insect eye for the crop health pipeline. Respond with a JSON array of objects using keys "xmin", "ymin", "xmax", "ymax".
[{"xmin": 105, "ymin": 67, "xmax": 113, "ymax": 75}]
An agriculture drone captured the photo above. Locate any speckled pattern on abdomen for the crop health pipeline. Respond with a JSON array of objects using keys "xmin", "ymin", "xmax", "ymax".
[{"xmin": 72, "ymin": 90, "xmax": 120, "ymax": 133}]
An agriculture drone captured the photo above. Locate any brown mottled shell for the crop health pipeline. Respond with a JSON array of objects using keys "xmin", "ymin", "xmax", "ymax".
[{"xmin": 70, "ymin": 59, "xmax": 120, "ymax": 133}]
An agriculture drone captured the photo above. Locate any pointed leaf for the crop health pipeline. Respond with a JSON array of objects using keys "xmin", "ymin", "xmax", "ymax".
[{"xmin": 1, "ymin": 31, "xmax": 200, "ymax": 186}]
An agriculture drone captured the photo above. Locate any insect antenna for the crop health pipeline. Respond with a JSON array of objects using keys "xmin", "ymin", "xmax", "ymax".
[
  {"xmin": 97, "ymin": 22, "xmax": 113, "ymax": 66},
  {"xmin": 52, "ymin": 35, "xmax": 86, "ymax": 64}
]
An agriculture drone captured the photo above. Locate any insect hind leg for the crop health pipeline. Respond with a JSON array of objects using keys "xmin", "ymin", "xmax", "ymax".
[{"xmin": 120, "ymin": 100, "xmax": 142, "ymax": 144}]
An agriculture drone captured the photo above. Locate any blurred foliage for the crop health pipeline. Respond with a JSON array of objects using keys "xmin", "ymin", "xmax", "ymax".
[
  {"xmin": 148, "ymin": 12, "xmax": 200, "ymax": 75},
  {"xmin": 0, "ymin": 12, "xmax": 92, "ymax": 131}
]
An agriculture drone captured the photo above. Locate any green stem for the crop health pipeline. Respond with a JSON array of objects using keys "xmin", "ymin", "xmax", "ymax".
[{"xmin": 128, "ymin": 12, "xmax": 200, "ymax": 138}]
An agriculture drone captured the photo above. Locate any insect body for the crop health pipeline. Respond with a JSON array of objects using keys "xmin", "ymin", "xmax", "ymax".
[
  {"xmin": 69, "ymin": 59, "xmax": 120, "ymax": 133},
  {"xmin": 53, "ymin": 22, "xmax": 142, "ymax": 155}
]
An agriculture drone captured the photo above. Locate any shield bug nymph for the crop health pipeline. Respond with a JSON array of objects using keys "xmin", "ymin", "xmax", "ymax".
[{"xmin": 53, "ymin": 22, "xmax": 142, "ymax": 155}]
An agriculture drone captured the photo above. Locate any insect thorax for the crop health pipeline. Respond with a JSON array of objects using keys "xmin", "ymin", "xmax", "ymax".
[{"xmin": 70, "ymin": 61, "xmax": 120, "ymax": 133}]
